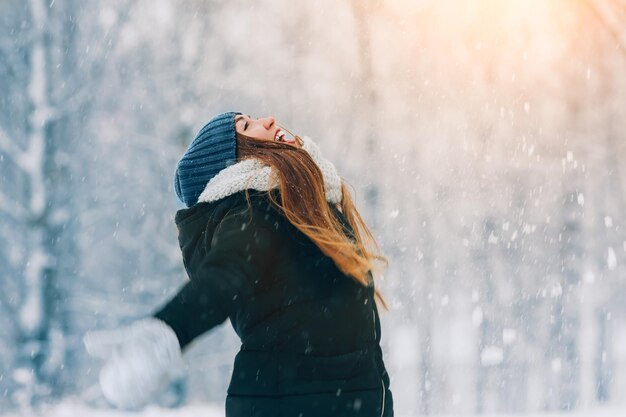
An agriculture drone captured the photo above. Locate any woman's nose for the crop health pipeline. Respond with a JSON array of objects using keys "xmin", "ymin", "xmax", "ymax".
[{"xmin": 261, "ymin": 116, "xmax": 275, "ymax": 129}]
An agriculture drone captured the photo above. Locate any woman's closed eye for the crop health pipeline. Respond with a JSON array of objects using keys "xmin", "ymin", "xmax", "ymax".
[{"xmin": 235, "ymin": 114, "xmax": 251, "ymax": 132}]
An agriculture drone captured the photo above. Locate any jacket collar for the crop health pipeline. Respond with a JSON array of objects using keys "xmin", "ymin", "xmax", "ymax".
[{"xmin": 197, "ymin": 136, "xmax": 343, "ymax": 205}]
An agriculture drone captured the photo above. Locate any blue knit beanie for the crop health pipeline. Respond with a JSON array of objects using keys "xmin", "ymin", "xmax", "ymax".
[{"xmin": 175, "ymin": 111, "xmax": 240, "ymax": 207}]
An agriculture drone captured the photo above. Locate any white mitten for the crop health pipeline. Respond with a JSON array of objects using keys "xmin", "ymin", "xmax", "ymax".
[{"xmin": 83, "ymin": 317, "xmax": 185, "ymax": 410}]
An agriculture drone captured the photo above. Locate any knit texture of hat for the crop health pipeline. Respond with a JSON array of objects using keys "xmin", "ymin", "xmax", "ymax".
[{"xmin": 175, "ymin": 111, "xmax": 239, "ymax": 207}]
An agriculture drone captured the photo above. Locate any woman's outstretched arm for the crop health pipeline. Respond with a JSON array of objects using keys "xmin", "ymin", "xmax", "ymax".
[
  {"xmin": 153, "ymin": 208, "xmax": 280, "ymax": 350},
  {"xmin": 83, "ymin": 207, "xmax": 280, "ymax": 409}
]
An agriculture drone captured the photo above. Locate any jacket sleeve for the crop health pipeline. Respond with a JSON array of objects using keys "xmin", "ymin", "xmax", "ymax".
[{"xmin": 152, "ymin": 209, "xmax": 279, "ymax": 350}]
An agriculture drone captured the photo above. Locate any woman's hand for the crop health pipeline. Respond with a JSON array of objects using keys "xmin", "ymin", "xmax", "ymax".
[{"xmin": 83, "ymin": 317, "xmax": 185, "ymax": 410}]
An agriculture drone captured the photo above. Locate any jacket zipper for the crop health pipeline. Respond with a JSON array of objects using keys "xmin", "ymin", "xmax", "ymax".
[{"xmin": 372, "ymin": 308, "xmax": 385, "ymax": 417}]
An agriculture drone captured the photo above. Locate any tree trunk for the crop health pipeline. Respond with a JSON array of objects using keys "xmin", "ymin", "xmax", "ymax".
[{"xmin": 349, "ymin": 0, "xmax": 381, "ymax": 230}]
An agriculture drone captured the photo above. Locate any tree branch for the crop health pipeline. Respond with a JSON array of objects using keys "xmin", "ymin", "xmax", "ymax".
[
  {"xmin": 0, "ymin": 190, "xmax": 27, "ymax": 223},
  {"xmin": 583, "ymin": 0, "xmax": 626, "ymax": 57},
  {"xmin": 51, "ymin": 1, "xmax": 136, "ymax": 105},
  {"xmin": 0, "ymin": 47, "xmax": 30, "ymax": 87},
  {"xmin": 0, "ymin": 234, "xmax": 20, "ymax": 336},
  {"xmin": 0, "ymin": 125, "xmax": 26, "ymax": 168},
  {"xmin": 0, "ymin": 285, "xmax": 19, "ymax": 338}
]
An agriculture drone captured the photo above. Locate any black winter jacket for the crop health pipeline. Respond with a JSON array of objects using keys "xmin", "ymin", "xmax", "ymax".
[{"xmin": 153, "ymin": 189, "xmax": 393, "ymax": 417}]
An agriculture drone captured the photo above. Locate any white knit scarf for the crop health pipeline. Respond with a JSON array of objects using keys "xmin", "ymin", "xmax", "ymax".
[{"xmin": 197, "ymin": 136, "xmax": 343, "ymax": 205}]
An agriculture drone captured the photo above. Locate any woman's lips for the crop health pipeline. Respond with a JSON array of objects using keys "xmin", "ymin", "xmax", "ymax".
[{"xmin": 275, "ymin": 128, "xmax": 295, "ymax": 143}]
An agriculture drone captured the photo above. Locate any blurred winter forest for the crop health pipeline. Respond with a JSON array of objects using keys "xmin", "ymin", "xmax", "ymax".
[{"xmin": 1, "ymin": 0, "xmax": 625, "ymax": 416}]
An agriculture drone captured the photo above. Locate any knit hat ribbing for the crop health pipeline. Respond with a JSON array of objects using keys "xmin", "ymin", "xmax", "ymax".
[{"xmin": 175, "ymin": 111, "xmax": 240, "ymax": 207}]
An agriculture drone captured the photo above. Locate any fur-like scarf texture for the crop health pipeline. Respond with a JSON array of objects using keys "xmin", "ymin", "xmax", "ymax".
[{"xmin": 197, "ymin": 136, "xmax": 343, "ymax": 205}]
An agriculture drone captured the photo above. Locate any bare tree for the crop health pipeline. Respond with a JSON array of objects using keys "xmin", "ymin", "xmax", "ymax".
[
  {"xmin": 584, "ymin": 0, "xmax": 626, "ymax": 56},
  {"xmin": 0, "ymin": 0, "xmax": 134, "ymax": 406},
  {"xmin": 348, "ymin": 0, "xmax": 383, "ymax": 230}
]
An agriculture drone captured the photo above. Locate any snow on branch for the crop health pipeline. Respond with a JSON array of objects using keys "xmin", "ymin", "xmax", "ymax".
[{"xmin": 0, "ymin": 125, "xmax": 26, "ymax": 168}]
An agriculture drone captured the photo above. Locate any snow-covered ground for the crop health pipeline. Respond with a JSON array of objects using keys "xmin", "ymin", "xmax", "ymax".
[
  {"xmin": 1, "ymin": 400, "xmax": 223, "ymax": 417},
  {"xmin": 2, "ymin": 400, "xmax": 625, "ymax": 417}
]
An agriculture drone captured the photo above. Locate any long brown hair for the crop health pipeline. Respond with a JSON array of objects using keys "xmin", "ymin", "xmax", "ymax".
[{"xmin": 236, "ymin": 131, "xmax": 390, "ymax": 312}]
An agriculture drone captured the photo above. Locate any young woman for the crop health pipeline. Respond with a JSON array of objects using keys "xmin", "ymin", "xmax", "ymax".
[{"xmin": 83, "ymin": 111, "xmax": 394, "ymax": 417}]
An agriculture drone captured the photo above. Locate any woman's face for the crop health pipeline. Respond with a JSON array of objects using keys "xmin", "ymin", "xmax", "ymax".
[{"xmin": 234, "ymin": 114, "xmax": 297, "ymax": 145}]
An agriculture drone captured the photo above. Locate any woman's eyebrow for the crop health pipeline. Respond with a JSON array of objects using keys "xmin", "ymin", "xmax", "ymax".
[{"xmin": 234, "ymin": 114, "xmax": 251, "ymax": 125}]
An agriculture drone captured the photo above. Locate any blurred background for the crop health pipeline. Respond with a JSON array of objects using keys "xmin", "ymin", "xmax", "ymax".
[{"xmin": 1, "ymin": 0, "xmax": 625, "ymax": 416}]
